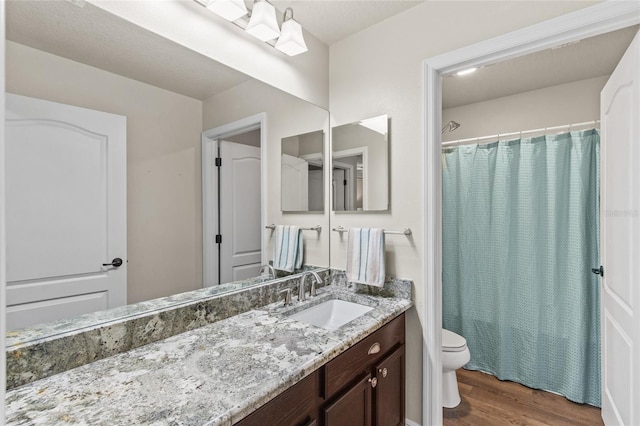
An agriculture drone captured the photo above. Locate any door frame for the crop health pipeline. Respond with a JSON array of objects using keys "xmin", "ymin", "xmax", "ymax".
[
  {"xmin": 202, "ymin": 113, "xmax": 267, "ymax": 287},
  {"xmin": 421, "ymin": 3, "xmax": 640, "ymax": 425},
  {"xmin": 333, "ymin": 147, "xmax": 368, "ymax": 210},
  {"xmin": 0, "ymin": 2, "xmax": 6, "ymax": 417}
]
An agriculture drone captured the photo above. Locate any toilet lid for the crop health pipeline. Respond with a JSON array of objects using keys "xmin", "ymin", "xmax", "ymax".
[{"xmin": 442, "ymin": 329, "xmax": 467, "ymax": 352}]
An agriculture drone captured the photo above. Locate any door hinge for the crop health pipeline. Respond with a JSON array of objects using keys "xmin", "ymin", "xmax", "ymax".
[
  {"xmin": 215, "ymin": 234, "xmax": 222, "ymax": 244},
  {"xmin": 343, "ymin": 179, "xmax": 347, "ymax": 186},
  {"xmin": 591, "ymin": 265, "xmax": 604, "ymax": 277},
  {"xmin": 215, "ymin": 157, "xmax": 222, "ymax": 167}
]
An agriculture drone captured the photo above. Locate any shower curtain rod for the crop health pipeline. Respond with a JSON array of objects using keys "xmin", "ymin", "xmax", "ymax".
[{"xmin": 442, "ymin": 120, "xmax": 600, "ymax": 147}]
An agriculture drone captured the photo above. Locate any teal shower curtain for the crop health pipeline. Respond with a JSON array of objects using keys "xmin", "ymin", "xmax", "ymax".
[{"xmin": 442, "ymin": 129, "xmax": 601, "ymax": 406}]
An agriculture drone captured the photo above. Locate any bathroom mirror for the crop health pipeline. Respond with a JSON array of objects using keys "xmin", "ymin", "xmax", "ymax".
[
  {"xmin": 281, "ymin": 130, "xmax": 325, "ymax": 212},
  {"xmin": 4, "ymin": 1, "xmax": 330, "ymax": 338},
  {"xmin": 331, "ymin": 115, "xmax": 389, "ymax": 211}
]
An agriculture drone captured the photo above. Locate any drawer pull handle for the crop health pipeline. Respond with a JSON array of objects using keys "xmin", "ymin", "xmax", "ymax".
[
  {"xmin": 368, "ymin": 377, "xmax": 378, "ymax": 388},
  {"xmin": 368, "ymin": 343, "xmax": 381, "ymax": 355},
  {"xmin": 378, "ymin": 367, "xmax": 388, "ymax": 377}
]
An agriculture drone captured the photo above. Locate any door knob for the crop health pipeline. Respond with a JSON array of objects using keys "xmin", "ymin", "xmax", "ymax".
[
  {"xmin": 368, "ymin": 377, "xmax": 378, "ymax": 388},
  {"xmin": 103, "ymin": 258, "xmax": 123, "ymax": 267}
]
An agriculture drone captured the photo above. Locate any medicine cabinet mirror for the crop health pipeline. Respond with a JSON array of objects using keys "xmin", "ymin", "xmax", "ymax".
[
  {"xmin": 331, "ymin": 115, "xmax": 389, "ymax": 211},
  {"xmin": 281, "ymin": 130, "xmax": 325, "ymax": 212}
]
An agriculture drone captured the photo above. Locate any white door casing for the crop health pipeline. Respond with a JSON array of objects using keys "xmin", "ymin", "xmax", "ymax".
[
  {"xmin": 5, "ymin": 93, "xmax": 126, "ymax": 330},
  {"xmin": 600, "ymin": 30, "xmax": 639, "ymax": 426},
  {"xmin": 281, "ymin": 153, "xmax": 309, "ymax": 211},
  {"xmin": 201, "ymin": 113, "xmax": 266, "ymax": 287},
  {"xmin": 219, "ymin": 140, "xmax": 262, "ymax": 284}
]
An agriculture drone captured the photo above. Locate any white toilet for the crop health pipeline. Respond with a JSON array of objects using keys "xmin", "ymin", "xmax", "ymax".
[{"xmin": 442, "ymin": 328, "xmax": 471, "ymax": 408}]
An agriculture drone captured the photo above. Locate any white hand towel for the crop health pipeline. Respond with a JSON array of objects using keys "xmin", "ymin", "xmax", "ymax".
[
  {"xmin": 346, "ymin": 228, "xmax": 385, "ymax": 287},
  {"xmin": 273, "ymin": 225, "xmax": 303, "ymax": 272}
]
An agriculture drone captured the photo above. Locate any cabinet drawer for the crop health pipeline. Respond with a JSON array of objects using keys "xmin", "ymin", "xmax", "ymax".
[{"xmin": 324, "ymin": 314, "xmax": 405, "ymax": 398}]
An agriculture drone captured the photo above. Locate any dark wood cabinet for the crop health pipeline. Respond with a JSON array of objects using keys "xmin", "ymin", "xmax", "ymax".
[
  {"xmin": 374, "ymin": 345, "xmax": 405, "ymax": 426},
  {"xmin": 323, "ymin": 373, "xmax": 372, "ymax": 426},
  {"xmin": 234, "ymin": 313, "xmax": 405, "ymax": 426},
  {"xmin": 235, "ymin": 370, "xmax": 320, "ymax": 426}
]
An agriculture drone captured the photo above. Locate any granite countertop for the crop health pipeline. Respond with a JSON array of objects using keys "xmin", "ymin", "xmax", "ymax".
[{"xmin": 5, "ymin": 284, "xmax": 413, "ymax": 425}]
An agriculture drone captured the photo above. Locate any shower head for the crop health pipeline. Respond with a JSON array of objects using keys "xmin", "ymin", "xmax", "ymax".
[{"xmin": 442, "ymin": 121, "xmax": 461, "ymax": 134}]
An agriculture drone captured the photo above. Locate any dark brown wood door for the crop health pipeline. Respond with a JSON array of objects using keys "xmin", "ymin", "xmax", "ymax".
[
  {"xmin": 324, "ymin": 373, "xmax": 373, "ymax": 426},
  {"xmin": 374, "ymin": 345, "xmax": 405, "ymax": 426}
]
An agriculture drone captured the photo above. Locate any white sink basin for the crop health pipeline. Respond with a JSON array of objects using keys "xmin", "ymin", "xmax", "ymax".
[{"xmin": 289, "ymin": 299, "xmax": 373, "ymax": 330}]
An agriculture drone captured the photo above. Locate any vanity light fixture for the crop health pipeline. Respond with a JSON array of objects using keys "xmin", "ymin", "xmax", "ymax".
[
  {"xmin": 456, "ymin": 67, "xmax": 478, "ymax": 76},
  {"xmin": 246, "ymin": 0, "xmax": 280, "ymax": 41},
  {"xmin": 206, "ymin": 0, "xmax": 248, "ymax": 22},
  {"xmin": 275, "ymin": 8, "xmax": 308, "ymax": 56},
  {"xmin": 195, "ymin": 0, "xmax": 307, "ymax": 56}
]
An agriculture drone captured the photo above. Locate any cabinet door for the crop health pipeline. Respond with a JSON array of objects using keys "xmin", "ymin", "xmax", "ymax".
[
  {"xmin": 324, "ymin": 373, "xmax": 373, "ymax": 426},
  {"xmin": 374, "ymin": 345, "xmax": 405, "ymax": 426},
  {"xmin": 235, "ymin": 371, "xmax": 318, "ymax": 426}
]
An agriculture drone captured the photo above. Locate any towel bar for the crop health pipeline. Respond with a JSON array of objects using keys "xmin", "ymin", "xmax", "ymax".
[
  {"xmin": 265, "ymin": 224, "xmax": 322, "ymax": 232},
  {"xmin": 331, "ymin": 226, "xmax": 412, "ymax": 236}
]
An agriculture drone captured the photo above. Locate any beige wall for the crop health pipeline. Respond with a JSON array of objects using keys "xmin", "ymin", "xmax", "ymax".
[
  {"xmin": 328, "ymin": 1, "xmax": 598, "ymax": 421},
  {"xmin": 7, "ymin": 41, "xmax": 204, "ymax": 304},
  {"xmin": 203, "ymin": 79, "xmax": 330, "ymax": 267},
  {"xmin": 443, "ymin": 76, "xmax": 606, "ymax": 142}
]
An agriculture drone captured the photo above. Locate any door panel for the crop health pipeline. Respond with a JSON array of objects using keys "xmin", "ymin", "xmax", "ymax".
[
  {"xmin": 5, "ymin": 94, "xmax": 127, "ymax": 330},
  {"xmin": 374, "ymin": 345, "xmax": 405, "ymax": 426},
  {"xmin": 219, "ymin": 140, "xmax": 261, "ymax": 285},
  {"xmin": 281, "ymin": 153, "xmax": 309, "ymax": 211},
  {"xmin": 324, "ymin": 373, "xmax": 372, "ymax": 426},
  {"xmin": 600, "ymin": 30, "xmax": 639, "ymax": 426}
]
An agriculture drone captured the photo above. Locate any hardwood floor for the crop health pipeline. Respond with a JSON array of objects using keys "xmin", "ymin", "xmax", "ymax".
[{"xmin": 443, "ymin": 369, "xmax": 603, "ymax": 426}]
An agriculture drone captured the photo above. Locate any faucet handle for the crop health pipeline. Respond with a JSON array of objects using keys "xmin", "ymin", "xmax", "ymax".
[
  {"xmin": 278, "ymin": 288, "xmax": 292, "ymax": 306},
  {"xmin": 309, "ymin": 280, "xmax": 317, "ymax": 297}
]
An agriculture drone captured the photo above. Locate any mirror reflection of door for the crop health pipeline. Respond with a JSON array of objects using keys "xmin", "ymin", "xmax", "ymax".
[
  {"xmin": 218, "ymin": 132, "xmax": 261, "ymax": 284},
  {"xmin": 281, "ymin": 130, "xmax": 325, "ymax": 212},
  {"xmin": 5, "ymin": 94, "xmax": 127, "ymax": 331},
  {"xmin": 281, "ymin": 154, "xmax": 309, "ymax": 211}
]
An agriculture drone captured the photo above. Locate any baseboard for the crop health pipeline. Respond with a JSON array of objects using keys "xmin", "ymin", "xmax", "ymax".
[{"xmin": 405, "ymin": 419, "xmax": 421, "ymax": 426}]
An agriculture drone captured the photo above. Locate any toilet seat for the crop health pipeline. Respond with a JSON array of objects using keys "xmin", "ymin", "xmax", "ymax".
[{"xmin": 442, "ymin": 329, "xmax": 467, "ymax": 352}]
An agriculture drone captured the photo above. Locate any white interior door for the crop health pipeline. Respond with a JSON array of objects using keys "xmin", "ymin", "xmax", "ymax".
[
  {"xmin": 599, "ymin": 30, "xmax": 639, "ymax": 426},
  {"xmin": 332, "ymin": 168, "xmax": 346, "ymax": 211},
  {"xmin": 308, "ymin": 169, "xmax": 323, "ymax": 211},
  {"xmin": 5, "ymin": 93, "xmax": 127, "ymax": 330},
  {"xmin": 219, "ymin": 140, "xmax": 261, "ymax": 284},
  {"xmin": 281, "ymin": 153, "xmax": 309, "ymax": 211}
]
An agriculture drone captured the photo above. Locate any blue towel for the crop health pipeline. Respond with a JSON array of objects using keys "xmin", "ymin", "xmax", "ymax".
[
  {"xmin": 346, "ymin": 228, "xmax": 385, "ymax": 287},
  {"xmin": 273, "ymin": 225, "xmax": 303, "ymax": 272}
]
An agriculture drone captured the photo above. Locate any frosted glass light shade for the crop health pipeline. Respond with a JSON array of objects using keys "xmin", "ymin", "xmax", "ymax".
[
  {"xmin": 207, "ymin": 0, "xmax": 248, "ymax": 21},
  {"xmin": 246, "ymin": 0, "xmax": 280, "ymax": 41},
  {"xmin": 275, "ymin": 18, "xmax": 307, "ymax": 56}
]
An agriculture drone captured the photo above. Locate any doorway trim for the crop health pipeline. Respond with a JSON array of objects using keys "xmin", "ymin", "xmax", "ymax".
[
  {"xmin": 421, "ymin": 3, "xmax": 640, "ymax": 425},
  {"xmin": 202, "ymin": 113, "xmax": 267, "ymax": 287}
]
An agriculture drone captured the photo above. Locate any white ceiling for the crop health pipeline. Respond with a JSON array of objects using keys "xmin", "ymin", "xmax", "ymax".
[
  {"xmin": 442, "ymin": 25, "xmax": 639, "ymax": 109},
  {"xmin": 6, "ymin": 0, "xmax": 251, "ymax": 101},
  {"xmin": 271, "ymin": 0, "xmax": 424, "ymax": 46}
]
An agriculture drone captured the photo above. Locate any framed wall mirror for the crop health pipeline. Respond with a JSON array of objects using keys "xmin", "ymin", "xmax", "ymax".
[
  {"xmin": 281, "ymin": 130, "xmax": 325, "ymax": 212},
  {"xmin": 331, "ymin": 115, "xmax": 389, "ymax": 211}
]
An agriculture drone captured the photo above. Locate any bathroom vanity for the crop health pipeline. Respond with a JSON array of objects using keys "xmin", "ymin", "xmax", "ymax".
[
  {"xmin": 5, "ymin": 271, "xmax": 412, "ymax": 425},
  {"xmin": 237, "ymin": 314, "xmax": 405, "ymax": 426}
]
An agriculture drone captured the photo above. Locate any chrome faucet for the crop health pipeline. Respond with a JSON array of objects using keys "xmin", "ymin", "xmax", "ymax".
[
  {"xmin": 298, "ymin": 271, "xmax": 322, "ymax": 301},
  {"xmin": 259, "ymin": 264, "xmax": 276, "ymax": 279}
]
